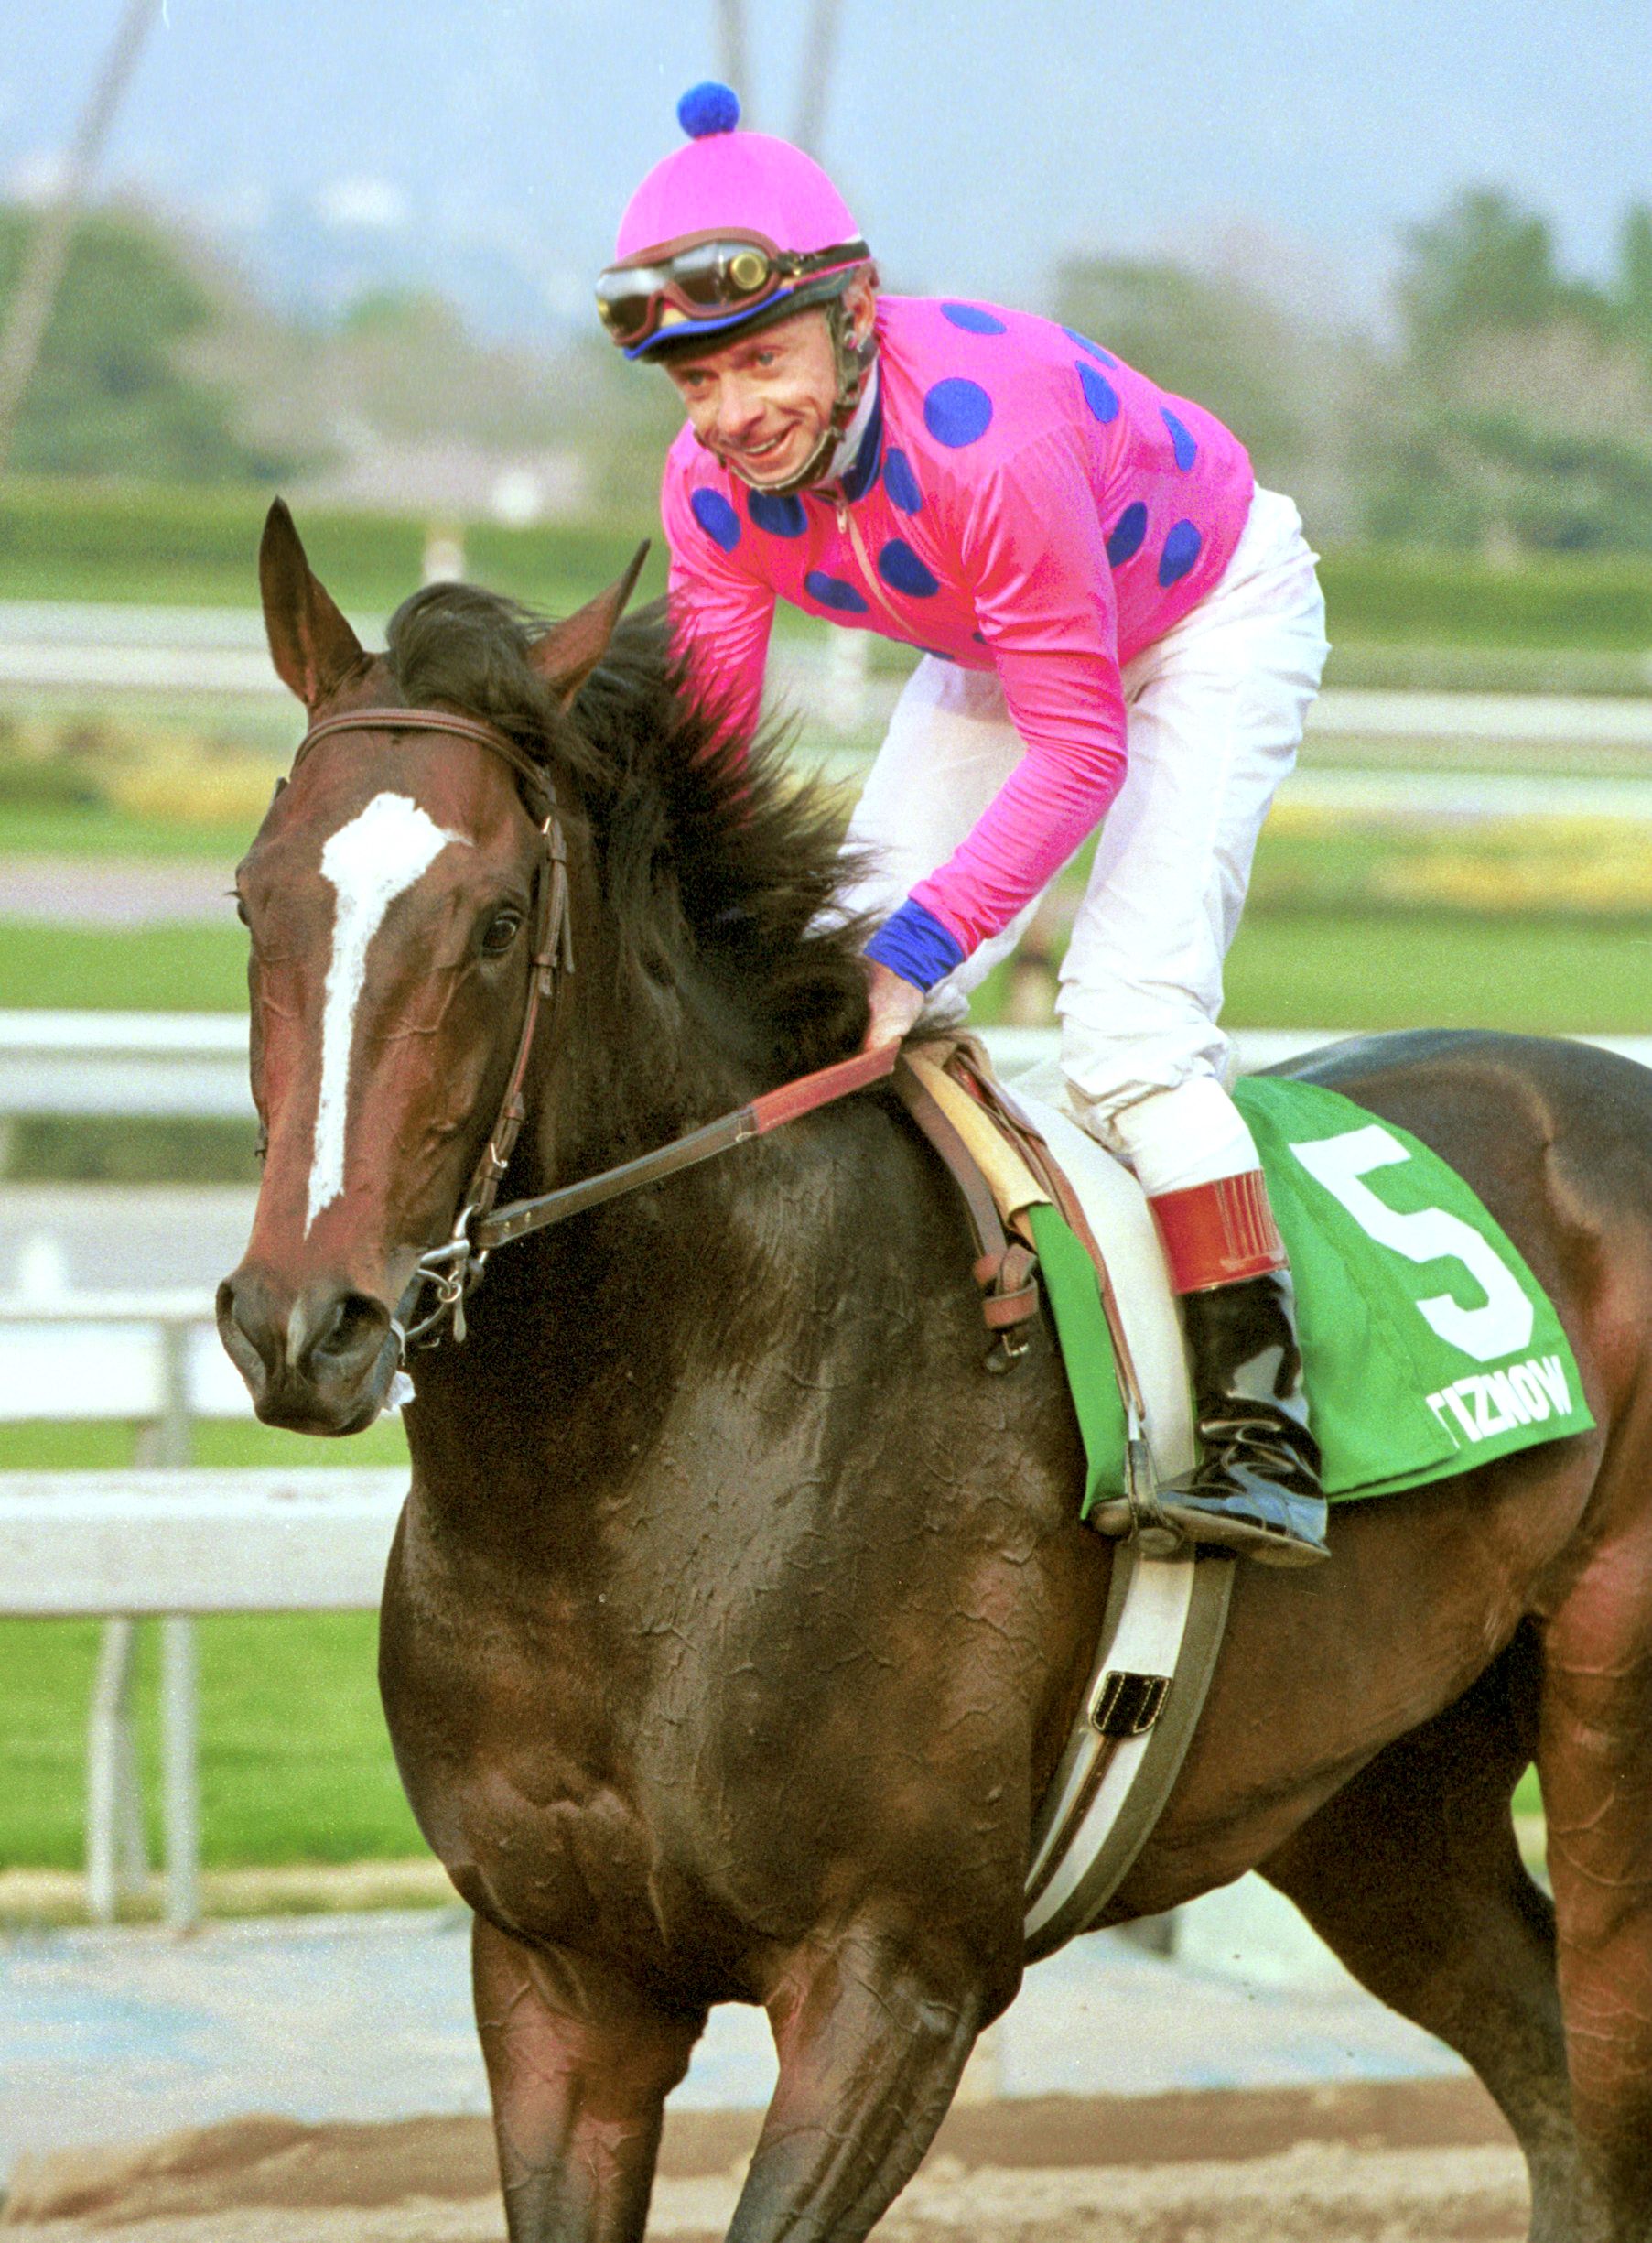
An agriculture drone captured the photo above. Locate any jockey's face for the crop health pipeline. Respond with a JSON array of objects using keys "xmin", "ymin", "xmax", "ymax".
[{"xmin": 664, "ymin": 276, "xmax": 875, "ymax": 490}]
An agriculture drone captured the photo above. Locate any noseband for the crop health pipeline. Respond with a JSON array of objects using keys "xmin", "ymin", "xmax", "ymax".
[{"xmin": 285, "ymin": 705, "xmax": 894, "ymax": 1360}]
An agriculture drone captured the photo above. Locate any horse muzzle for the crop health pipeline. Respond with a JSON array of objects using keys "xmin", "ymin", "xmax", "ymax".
[{"xmin": 216, "ymin": 1263, "xmax": 401, "ymax": 1435}]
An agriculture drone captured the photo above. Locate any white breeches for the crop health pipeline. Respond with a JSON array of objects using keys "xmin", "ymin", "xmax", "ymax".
[{"xmin": 839, "ymin": 484, "xmax": 1330, "ymax": 1197}]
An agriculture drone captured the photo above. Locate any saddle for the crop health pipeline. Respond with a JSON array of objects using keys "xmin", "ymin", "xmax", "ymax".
[{"xmin": 895, "ymin": 1038, "xmax": 1180, "ymax": 1517}]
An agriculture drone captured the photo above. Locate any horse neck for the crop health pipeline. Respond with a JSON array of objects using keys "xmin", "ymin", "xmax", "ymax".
[
  {"xmin": 403, "ymin": 926, "xmax": 882, "ymax": 1531},
  {"xmin": 539, "ymin": 922, "xmax": 766, "ymax": 1185}
]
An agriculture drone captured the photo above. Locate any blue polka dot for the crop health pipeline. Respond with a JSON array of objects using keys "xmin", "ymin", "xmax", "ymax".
[
  {"xmin": 1064, "ymin": 327, "xmax": 1118, "ymax": 367},
  {"xmin": 1158, "ymin": 520, "xmax": 1203, "ymax": 587},
  {"xmin": 972, "ymin": 630, "xmax": 987, "ymax": 644},
  {"xmin": 919, "ymin": 647, "xmax": 957, "ymax": 662},
  {"xmin": 748, "ymin": 489, "xmax": 806, "ymax": 537},
  {"xmin": 1077, "ymin": 363, "xmax": 1119, "ymax": 423},
  {"xmin": 884, "ymin": 447, "xmax": 923, "ymax": 514},
  {"xmin": 1106, "ymin": 502, "xmax": 1148, "ymax": 567},
  {"xmin": 690, "ymin": 487, "xmax": 740, "ymax": 552},
  {"xmin": 941, "ymin": 301, "xmax": 1008, "ymax": 335},
  {"xmin": 877, "ymin": 539, "xmax": 939, "ymax": 598},
  {"xmin": 923, "ymin": 377, "xmax": 994, "ymax": 448},
  {"xmin": 1161, "ymin": 409, "xmax": 1198, "ymax": 471},
  {"xmin": 804, "ymin": 570, "xmax": 869, "ymax": 615}
]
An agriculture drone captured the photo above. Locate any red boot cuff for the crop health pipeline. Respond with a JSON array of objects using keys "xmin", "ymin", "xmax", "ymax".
[{"xmin": 1149, "ymin": 1171, "xmax": 1287, "ymax": 1294}]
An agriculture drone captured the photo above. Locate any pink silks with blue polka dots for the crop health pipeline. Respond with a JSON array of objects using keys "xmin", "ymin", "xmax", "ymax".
[{"xmin": 663, "ymin": 294, "xmax": 1255, "ymax": 985}]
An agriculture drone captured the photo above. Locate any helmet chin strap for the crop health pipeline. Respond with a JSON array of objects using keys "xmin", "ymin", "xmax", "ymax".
[{"xmin": 718, "ymin": 298, "xmax": 879, "ymax": 500}]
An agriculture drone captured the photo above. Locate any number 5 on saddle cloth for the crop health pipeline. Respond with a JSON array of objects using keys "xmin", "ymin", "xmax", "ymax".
[{"xmin": 908, "ymin": 1045, "xmax": 1593, "ymax": 1522}]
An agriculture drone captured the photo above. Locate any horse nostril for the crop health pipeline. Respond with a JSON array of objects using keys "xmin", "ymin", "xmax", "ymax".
[
  {"xmin": 217, "ymin": 1273, "xmax": 275, "ymax": 1395},
  {"xmin": 288, "ymin": 1287, "xmax": 391, "ymax": 1380}
]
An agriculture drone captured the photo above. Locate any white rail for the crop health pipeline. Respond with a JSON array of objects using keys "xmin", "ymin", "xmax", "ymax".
[
  {"xmin": 0, "ymin": 1285, "xmax": 406, "ymax": 1931},
  {"xmin": 0, "ymin": 1467, "xmax": 405, "ymax": 1617},
  {"xmin": 7, "ymin": 1012, "xmax": 1652, "ymax": 1122},
  {"xmin": 7, "ymin": 602, "xmax": 1652, "ymax": 743},
  {"xmin": 0, "ymin": 1012, "xmax": 254, "ymax": 1119}
]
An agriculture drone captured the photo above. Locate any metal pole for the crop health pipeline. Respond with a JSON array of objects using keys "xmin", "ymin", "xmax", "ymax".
[
  {"xmin": 155, "ymin": 1317, "xmax": 200, "ymax": 1930},
  {"xmin": 86, "ymin": 1616, "xmax": 143, "ymax": 1923},
  {"xmin": 715, "ymin": 0, "xmax": 750, "ymax": 110},
  {"xmin": 0, "ymin": 0, "xmax": 164, "ymax": 476},
  {"xmin": 159, "ymin": 1616, "xmax": 200, "ymax": 1931},
  {"xmin": 791, "ymin": 0, "xmax": 845, "ymax": 157}
]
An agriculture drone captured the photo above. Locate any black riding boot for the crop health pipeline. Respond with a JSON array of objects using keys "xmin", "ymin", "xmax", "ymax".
[{"xmin": 1158, "ymin": 1267, "xmax": 1330, "ymax": 1566}]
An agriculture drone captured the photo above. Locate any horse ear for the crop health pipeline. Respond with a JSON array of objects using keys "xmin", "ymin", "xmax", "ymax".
[
  {"xmin": 527, "ymin": 542, "xmax": 651, "ymax": 708},
  {"xmin": 259, "ymin": 499, "xmax": 365, "ymax": 708}
]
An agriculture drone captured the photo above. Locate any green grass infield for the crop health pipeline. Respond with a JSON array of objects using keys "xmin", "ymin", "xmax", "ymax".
[{"xmin": 7, "ymin": 906, "xmax": 1652, "ymax": 1033}]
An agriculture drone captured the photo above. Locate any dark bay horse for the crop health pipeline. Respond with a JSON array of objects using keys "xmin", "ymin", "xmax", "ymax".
[{"xmin": 221, "ymin": 500, "xmax": 1652, "ymax": 2243}]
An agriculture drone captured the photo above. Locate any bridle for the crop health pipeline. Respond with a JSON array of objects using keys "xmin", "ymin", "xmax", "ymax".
[
  {"xmin": 284, "ymin": 705, "xmax": 896, "ymax": 1359},
  {"xmin": 290, "ymin": 706, "xmax": 574, "ymax": 1349}
]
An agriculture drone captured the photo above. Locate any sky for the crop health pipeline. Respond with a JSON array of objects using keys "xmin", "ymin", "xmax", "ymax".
[{"xmin": 3, "ymin": 1, "xmax": 1650, "ymax": 341}]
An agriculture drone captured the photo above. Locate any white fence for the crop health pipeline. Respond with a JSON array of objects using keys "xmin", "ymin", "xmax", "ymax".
[
  {"xmin": 0, "ymin": 1011, "xmax": 253, "ymax": 1119},
  {"xmin": 11, "ymin": 602, "xmax": 1652, "ymax": 748},
  {"xmin": 0, "ymin": 1438, "xmax": 404, "ymax": 1927},
  {"xmin": 0, "ymin": 1290, "xmax": 406, "ymax": 1928},
  {"xmin": 8, "ymin": 1011, "xmax": 1652, "ymax": 1123}
]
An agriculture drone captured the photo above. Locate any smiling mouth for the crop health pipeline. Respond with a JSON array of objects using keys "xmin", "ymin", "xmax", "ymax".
[
  {"xmin": 724, "ymin": 428, "xmax": 796, "ymax": 471},
  {"xmin": 717, "ymin": 428, "xmax": 802, "ymax": 486}
]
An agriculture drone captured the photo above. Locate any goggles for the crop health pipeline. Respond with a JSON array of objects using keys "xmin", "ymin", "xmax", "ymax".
[{"xmin": 596, "ymin": 229, "xmax": 870, "ymax": 352}]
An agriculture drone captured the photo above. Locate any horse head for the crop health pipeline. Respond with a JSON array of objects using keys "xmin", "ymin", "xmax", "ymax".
[{"xmin": 217, "ymin": 501, "xmax": 642, "ymax": 1433}]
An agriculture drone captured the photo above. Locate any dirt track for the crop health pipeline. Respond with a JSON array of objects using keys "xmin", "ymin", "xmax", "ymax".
[{"xmin": 4, "ymin": 2078, "xmax": 1528, "ymax": 2241}]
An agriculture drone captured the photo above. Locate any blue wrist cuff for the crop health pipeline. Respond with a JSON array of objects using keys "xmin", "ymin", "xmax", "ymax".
[{"xmin": 864, "ymin": 899, "xmax": 967, "ymax": 992}]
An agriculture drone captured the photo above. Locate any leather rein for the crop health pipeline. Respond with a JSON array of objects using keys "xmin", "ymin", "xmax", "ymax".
[{"xmin": 286, "ymin": 706, "xmax": 898, "ymax": 1355}]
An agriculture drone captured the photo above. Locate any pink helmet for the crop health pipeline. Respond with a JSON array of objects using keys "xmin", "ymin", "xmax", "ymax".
[{"xmin": 598, "ymin": 84, "xmax": 872, "ymax": 362}]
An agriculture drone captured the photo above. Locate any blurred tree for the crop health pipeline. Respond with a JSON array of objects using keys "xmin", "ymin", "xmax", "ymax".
[
  {"xmin": 1614, "ymin": 203, "xmax": 1652, "ymax": 355},
  {"xmin": 1052, "ymin": 244, "xmax": 1370, "ymax": 539},
  {"xmin": 0, "ymin": 205, "xmax": 277, "ymax": 482},
  {"xmin": 556, "ymin": 334, "xmax": 687, "ymax": 521},
  {"xmin": 1371, "ymin": 187, "xmax": 1652, "ymax": 554},
  {"xmin": 1396, "ymin": 189, "xmax": 1602, "ymax": 370},
  {"xmin": 0, "ymin": 204, "xmax": 288, "ymax": 482}
]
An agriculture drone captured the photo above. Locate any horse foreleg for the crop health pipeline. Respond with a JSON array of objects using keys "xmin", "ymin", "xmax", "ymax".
[
  {"xmin": 471, "ymin": 1912, "xmax": 702, "ymax": 2243},
  {"xmin": 1261, "ymin": 1635, "xmax": 1589, "ymax": 2242},
  {"xmin": 725, "ymin": 1923, "xmax": 990, "ymax": 2243}
]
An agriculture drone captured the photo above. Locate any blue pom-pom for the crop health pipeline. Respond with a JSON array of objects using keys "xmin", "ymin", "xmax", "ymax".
[{"xmin": 677, "ymin": 81, "xmax": 740, "ymax": 138}]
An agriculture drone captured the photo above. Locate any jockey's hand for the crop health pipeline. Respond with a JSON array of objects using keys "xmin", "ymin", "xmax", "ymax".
[{"xmin": 859, "ymin": 958, "xmax": 927, "ymax": 1052}]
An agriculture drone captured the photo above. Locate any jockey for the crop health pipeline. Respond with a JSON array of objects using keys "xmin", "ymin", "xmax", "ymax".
[{"xmin": 597, "ymin": 83, "xmax": 1332, "ymax": 1567}]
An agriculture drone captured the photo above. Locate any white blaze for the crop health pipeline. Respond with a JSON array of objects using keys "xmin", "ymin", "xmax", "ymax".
[{"xmin": 307, "ymin": 791, "xmax": 465, "ymax": 1232}]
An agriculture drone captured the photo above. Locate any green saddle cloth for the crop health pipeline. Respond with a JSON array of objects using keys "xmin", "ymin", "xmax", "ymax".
[{"xmin": 1029, "ymin": 1074, "xmax": 1595, "ymax": 1518}]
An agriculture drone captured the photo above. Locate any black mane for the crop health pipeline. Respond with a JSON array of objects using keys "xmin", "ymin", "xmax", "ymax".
[{"xmin": 385, "ymin": 581, "xmax": 870, "ymax": 1071}]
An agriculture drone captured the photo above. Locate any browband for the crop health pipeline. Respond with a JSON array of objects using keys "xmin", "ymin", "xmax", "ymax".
[{"xmin": 294, "ymin": 707, "xmax": 553, "ymax": 814}]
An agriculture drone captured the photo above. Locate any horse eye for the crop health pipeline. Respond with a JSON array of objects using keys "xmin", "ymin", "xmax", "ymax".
[
  {"xmin": 235, "ymin": 897, "xmax": 251, "ymax": 927},
  {"xmin": 480, "ymin": 907, "xmax": 524, "ymax": 956}
]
